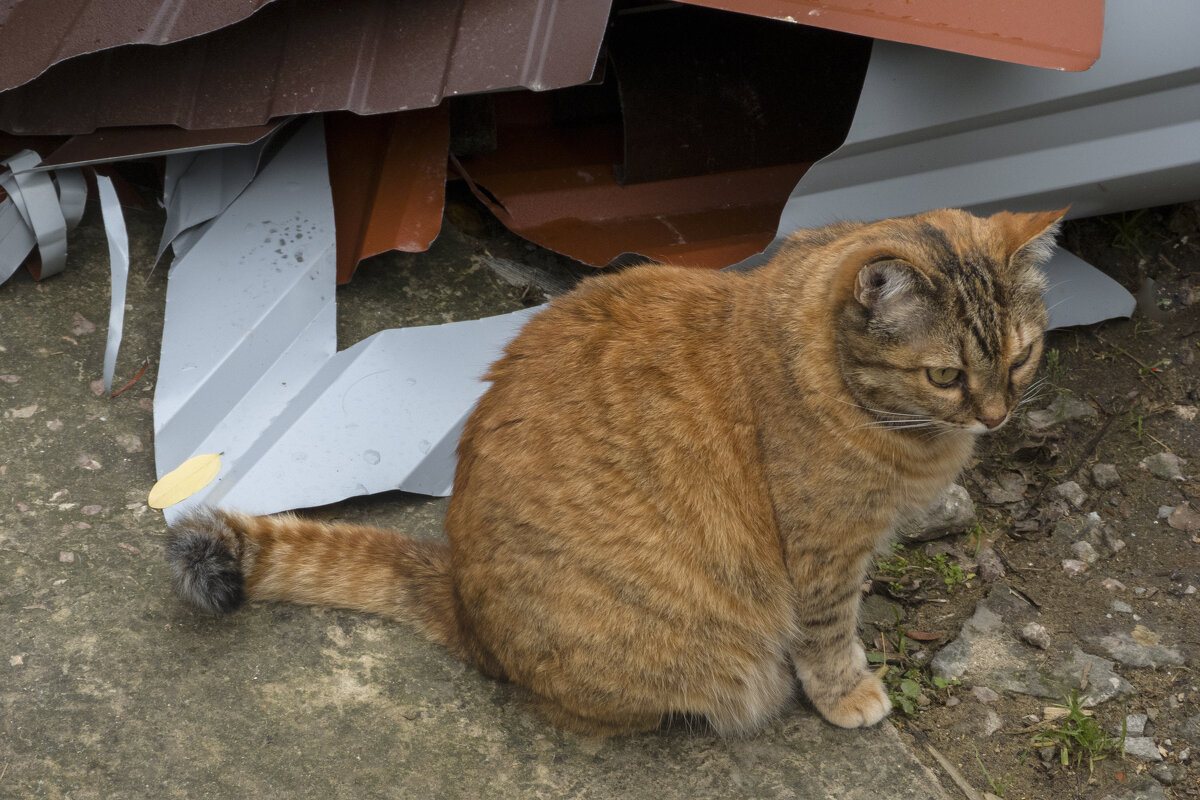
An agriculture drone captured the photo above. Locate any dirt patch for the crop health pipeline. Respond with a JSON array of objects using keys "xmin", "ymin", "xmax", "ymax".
[{"xmin": 877, "ymin": 203, "xmax": 1200, "ymax": 799}]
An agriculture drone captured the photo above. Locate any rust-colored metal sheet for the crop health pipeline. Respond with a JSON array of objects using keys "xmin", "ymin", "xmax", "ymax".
[
  {"xmin": 326, "ymin": 107, "xmax": 451, "ymax": 284},
  {"xmin": 681, "ymin": 0, "xmax": 1104, "ymax": 72},
  {"xmin": 0, "ymin": 0, "xmax": 611, "ymax": 135},
  {"xmin": 454, "ymin": 94, "xmax": 813, "ymax": 269}
]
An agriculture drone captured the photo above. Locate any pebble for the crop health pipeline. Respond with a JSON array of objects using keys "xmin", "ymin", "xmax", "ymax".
[
  {"xmin": 982, "ymin": 709, "xmax": 1003, "ymax": 737},
  {"xmin": 1052, "ymin": 480, "xmax": 1088, "ymax": 509},
  {"xmin": 1180, "ymin": 747, "xmax": 1191, "ymax": 762},
  {"xmin": 1140, "ymin": 452, "xmax": 1188, "ymax": 481},
  {"xmin": 1157, "ymin": 506, "xmax": 1175, "ymax": 520},
  {"xmin": 1149, "ymin": 763, "xmax": 1179, "ymax": 785},
  {"xmin": 1102, "ymin": 526, "xmax": 1126, "ymax": 553},
  {"xmin": 1186, "ymin": 585, "xmax": 1197, "ymax": 595},
  {"xmin": 1102, "ymin": 578, "xmax": 1128, "ymax": 592},
  {"xmin": 971, "ymin": 686, "xmax": 1000, "ymax": 704},
  {"xmin": 1124, "ymin": 736, "xmax": 1164, "ymax": 761},
  {"xmin": 1071, "ymin": 540, "xmax": 1100, "ymax": 564},
  {"xmin": 1020, "ymin": 621, "xmax": 1050, "ymax": 650},
  {"xmin": 1112, "ymin": 600, "xmax": 1133, "ymax": 613},
  {"xmin": 1026, "ymin": 394, "xmax": 1097, "ymax": 430},
  {"xmin": 1062, "ymin": 558, "xmax": 1088, "ymax": 576},
  {"xmin": 945, "ymin": 696, "xmax": 960, "ymax": 707},
  {"xmin": 976, "ymin": 547, "xmax": 1005, "ymax": 582},
  {"xmin": 1091, "ymin": 462, "xmax": 1122, "ymax": 489},
  {"xmin": 1126, "ymin": 713, "xmax": 1148, "ymax": 736},
  {"xmin": 898, "ymin": 483, "xmax": 976, "ymax": 541}
]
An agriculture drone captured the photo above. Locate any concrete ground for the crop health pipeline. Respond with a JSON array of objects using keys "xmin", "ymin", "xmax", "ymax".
[{"xmin": 0, "ymin": 200, "xmax": 950, "ymax": 799}]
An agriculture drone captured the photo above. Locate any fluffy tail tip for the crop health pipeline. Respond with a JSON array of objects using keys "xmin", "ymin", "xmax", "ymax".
[{"xmin": 165, "ymin": 512, "xmax": 246, "ymax": 614}]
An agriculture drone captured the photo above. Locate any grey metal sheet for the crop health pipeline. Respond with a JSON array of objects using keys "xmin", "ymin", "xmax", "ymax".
[
  {"xmin": 154, "ymin": 117, "xmax": 540, "ymax": 521},
  {"xmin": 738, "ymin": 0, "xmax": 1200, "ymax": 328},
  {"xmin": 0, "ymin": 0, "xmax": 612, "ymax": 134},
  {"xmin": 770, "ymin": 0, "xmax": 1200, "ymax": 232}
]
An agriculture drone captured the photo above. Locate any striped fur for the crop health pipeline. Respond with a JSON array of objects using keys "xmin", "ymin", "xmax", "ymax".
[{"xmin": 166, "ymin": 208, "xmax": 1064, "ymax": 736}]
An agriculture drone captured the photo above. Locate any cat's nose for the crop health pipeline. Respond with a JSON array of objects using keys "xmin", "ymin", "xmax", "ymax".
[{"xmin": 977, "ymin": 415, "xmax": 1007, "ymax": 430}]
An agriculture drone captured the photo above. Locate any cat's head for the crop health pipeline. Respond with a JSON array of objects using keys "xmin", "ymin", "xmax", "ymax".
[{"xmin": 833, "ymin": 208, "xmax": 1066, "ymax": 436}]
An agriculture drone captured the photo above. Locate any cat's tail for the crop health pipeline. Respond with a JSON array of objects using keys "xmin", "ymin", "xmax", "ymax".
[{"xmin": 164, "ymin": 508, "xmax": 476, "ymax": 663}]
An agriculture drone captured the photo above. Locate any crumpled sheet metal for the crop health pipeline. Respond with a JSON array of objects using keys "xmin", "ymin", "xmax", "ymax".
[
  {"xmin": 742, "ymin": 0, "xmax": 1200, "ymax": 328},
  {"xmin": 455, "ymin": 95, "xmax": 814, "ymax": 270},
  {"xmin": 96, "ymin": 175, "xmax": 131, "ymax": 394},
  {"xmin": 685, "ymin": 0, "xmax": 1102, "ymax": 72},
  {"xmin": 0, "ymin": 150, "xmax": 86, "ymax": 283},
  {"xmin": 326, "ymin": 107, "xmax": 450, "ymax": 284},
  {"xmin": 156, "ymin": 130, "xmax": 281, "ymax": 267},
  {"xmin": 0, "ymin": 0, "xmax": 611, "ymax": 135},
  {"xmin": 155, "ymin": 117, "xmax": 539, "ymax": 522}
]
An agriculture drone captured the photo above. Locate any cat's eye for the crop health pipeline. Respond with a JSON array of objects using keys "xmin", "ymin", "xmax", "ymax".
[
  {"xmin": 927, "ymin": 367, "xmax": 961, "ymax": 387},
  {"xmin": 1011, "ymin": 343, "xmax": 1034, "ymax": 369}
]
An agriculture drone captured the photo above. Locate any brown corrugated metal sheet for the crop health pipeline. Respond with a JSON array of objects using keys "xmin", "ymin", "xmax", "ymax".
[
  {"xmin": 683, "ymin": 0, "xmax": 1103, "ymax": 71},
  {"xmin": 36, "ymin": 122, "xmax": 284, "ymax": 170},
  {"xmin": 0, "ymin": 0, "xmax": 276, "ymax": 92},
  {"xmin": 0, "ymin": 0, "xmax": 611, "ymax": 134},
  {"xmin": 454, "ymin": 94, "xmax": 814, "ymax": 269},
  {"xmin": 326, "ymin": 107, "xmax": 451, "ymax": 284}
]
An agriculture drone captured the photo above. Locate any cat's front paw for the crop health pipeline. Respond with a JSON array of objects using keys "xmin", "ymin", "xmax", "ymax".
[{"xmin": 822, "ymin": 672, "xmax": 891, "ymax": 728}]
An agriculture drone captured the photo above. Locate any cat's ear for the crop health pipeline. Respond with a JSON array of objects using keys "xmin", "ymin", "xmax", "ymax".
[
  {"xmin": 853, "ymin": 258, "xmax": 924, "ymax": 311},
  {"xmin": 1000, "ymin": 207, "xmax": 1070, "ymax": 268}
]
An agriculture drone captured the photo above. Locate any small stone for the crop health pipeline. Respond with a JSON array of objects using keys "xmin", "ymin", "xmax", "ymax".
[
  {"xmin": 1092, "ymin": 631, "xmax": 1185, "ymax": 668},
  {"xmin": 1157, "ymin": 506, "xmax": 1174, "ymax": 520},
  {"xmin": 70, "ymin": 312, "xmax": 96, "ymax": 335},
  {"xmin": 59, "ymin": 551, "xmax": 74, "ymax": 563},
  {"xmin": 76, "ymin": 454, "xmax": 102, "ymax": 470},
  {"xmin": 1103, "ymin": 526, "xmax": 1126, "ymax": 553},
  {"xmin": 1179, "ymin": 747, "xmax": 1190, "ymax": 762},
  {"xmin": 7, "ymin": 404, "xmax": 38, "ymax": 419},
  {"xmin": 10, "ymin": 654, "xmax": 24, "ymax": 666},
  {"xmin": 1112, "ymin": 600, "xmax": 1133, "ymax": 613},
  {"xmin": 945, "ymin": 696, "xmax": 960, "ymax": 707},
  {"xmin": 1149, "ymin": 763, "xmax": 1179, "ymax": 785},
  {"xmin": 981, "ymin": 472, "xmax": 1027, "ymax": 505},
  {"xmin": 1167, "ymin": 503, "xmax": 1200, "ymax": 532},
  {"xmin": 982, "ymin": 709, "xmax": 1003, "ymax": 737},
  {"xmin": 1037, "ymin": 746, "xmax": 1057, "ymax": 765},
  {"xmin": 1125, "ymin": 713, "xmax": 1148, "ymax": 736},
  {"xmin": 1140, "ymin": 452, "xmax": 1188, "ymax": 481},
  {"xmin": 1102, "ymin": 578, "xmax": 1127, "ymax": 592},
  {"xmin": 1186, "ymin": 585, "xmax": 1197, "ymax": 595},
  {"xmin": 89, "ymin": 379, "xmax": 105, "ymax": 396},
  {"xmin": 972, "ymin": 686, "xmax": 1000, "ymax": 704},
  {"xmin": 1023, "ymin": 714, "xmax": 1040, "ymax": 726},
  {"xmin": 1062, "ymin": 558, "xmax": 1088, "ymax": 576},
  {"xmin": 1021, "ymin": 622, "xmax": 1050, "ymax": 650},
  {"xmin": 898, "ymin": 483, "xmax": 977, "ymax": 541},
  {"xmin": 1052, "ymin": 481, "xmax": 1088, "ymax": 509},
  {"xmin": 1091, "ymin": 463, "xmax": 1122, "ymax": 489},
  {"xmin": 1071, "ymin": 540, "xmax": 1100, "ymax": 564},
  {"xmin": 1124, "ymin": 736, "xmax": 1164, "ymax": 761},
  {"xmin": 1026, "ymin": 394, "xmax": 1098, "ymax": 430},
  {"xmin": 46, "ymin": 419, "xmax": 63, "ymax": 431},
  {"xmin": 976, "ymin": 547, "xmax": 1005, "ymax": 582},
  {"xmin": 81, "ymin": 505, "xmax": 102, "ymax": 516},
  {"xmin": 115, "ymin": 433, "xmax": 144, "ymax": 454},
  {"xmin": 1133, "ymin": 587, "xmax": 1147, "ymax": 596}
]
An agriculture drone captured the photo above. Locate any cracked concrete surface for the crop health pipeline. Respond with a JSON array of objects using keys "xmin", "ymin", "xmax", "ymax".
[{"xmin": 1, "ymin": 201, "xmax": 948, "ymax": 799}]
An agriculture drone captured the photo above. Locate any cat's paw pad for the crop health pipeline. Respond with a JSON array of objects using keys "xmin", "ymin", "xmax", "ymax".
[{"xmin": 823, "ymin": 673, "xmax": 891, "ymax": 728}]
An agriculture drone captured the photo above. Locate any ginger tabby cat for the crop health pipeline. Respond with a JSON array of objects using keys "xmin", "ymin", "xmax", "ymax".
[{"xmin": 166, "ymin": 207, "xmax": 1064, "ymax": 736}]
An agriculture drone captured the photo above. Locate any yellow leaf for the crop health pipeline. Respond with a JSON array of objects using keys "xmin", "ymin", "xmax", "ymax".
[{"xmin": 148, "ymin": 453, "xmax": 222, "ymax": 509}]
